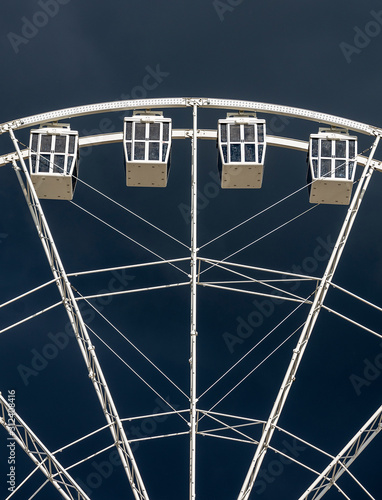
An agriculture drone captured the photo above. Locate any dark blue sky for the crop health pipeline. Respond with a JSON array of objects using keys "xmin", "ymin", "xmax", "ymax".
[{"xmin": 1, "ymin": 1, "xmax": 382, "ymax": 499}]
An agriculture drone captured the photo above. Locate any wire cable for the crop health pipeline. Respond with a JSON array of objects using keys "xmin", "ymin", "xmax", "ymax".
[
  {"xmin": 200, "ymin": 146, "xmax": 371, "ymax": 250},
  {"xmin": 205, "ymin": 322, "xmax": 304, "ymax": 415},
  {"xmin": 73, "ymin": 286, "xmax": 189, "ymax": 399},
  {"xmin": 70, "ymin": 201, "xmax": 189, "ymax": 277},
  {"xmin": 199, "ymin": 291, "xmax": 314, "ymax": 400},
  {"xmin": 200, "ymin": 183, "xmax": 314, "ymax": 250},
  {"xmin": 199, "ymin": 259, "xmax": 312, "ymax": 304},
  {"xmin": 20, "ymin": 140, "xmax": 189, "ymax": 250},
  {"xmin": 200, "ymin": 204, "xmax": 318, "ymax": 277},
  {"xmin": 75, "ymin": 175, "xmax": 189, "ymax": 249},
  {"xmin": 200, "ymin": 147, "xmax": 369, "ymax": 276},
  {"xmin": 86, "ymin": 323, "xmax": 188, "ymax": 425}
]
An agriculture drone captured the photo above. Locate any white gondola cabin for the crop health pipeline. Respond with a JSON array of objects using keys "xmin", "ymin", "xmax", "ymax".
[
  {"xmin": 123, "ymin": 112, "xmax": 172, "ymax": 187},
  {"xmin": 29, "ymin": 124, "xmax": 79, "ymax": 200},
  {"xmin": 307, "ymin": 128, "xmax": 357, "ymax": 205},
  {"xmin": 218, "ymin": 114, "xmax": 266, "ymax": 188}
]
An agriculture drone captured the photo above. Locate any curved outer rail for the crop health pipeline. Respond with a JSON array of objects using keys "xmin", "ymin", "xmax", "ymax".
[{"xmin": 0, "ymin": 97, "xmax": 381, "ymax": 136}]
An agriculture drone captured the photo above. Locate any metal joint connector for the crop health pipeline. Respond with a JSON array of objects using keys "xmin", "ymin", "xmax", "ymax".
[{"xmin": 186, "ymin": 98, "xmax": 210, "ymax": 107}]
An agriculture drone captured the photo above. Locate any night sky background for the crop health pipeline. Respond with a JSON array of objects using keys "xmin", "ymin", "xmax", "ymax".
[{"xmin": 1, "ymin": 1, "xmax": 382, "ymax": 499}]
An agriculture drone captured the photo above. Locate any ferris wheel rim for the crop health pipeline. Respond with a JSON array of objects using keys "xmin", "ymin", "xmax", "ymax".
[{"xmin": 0, "ymin": 96, "xmax": 381, "ymax": 137}]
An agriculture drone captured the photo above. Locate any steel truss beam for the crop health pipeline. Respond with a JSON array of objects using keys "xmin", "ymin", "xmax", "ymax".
[
  {"xmin": 8, "ymin": 129, "xmax": 149, "ymax": 500},
  {"xmin": 0, "ymin": 393, "xmax": 90, "ymax": 500},
  {"xmin": 298, "ymin": 404, "xmax": 382, "ymax": 499},
  {"xmin": 237, "ymin": 135, "xmax": 381, "ymax": 500}
]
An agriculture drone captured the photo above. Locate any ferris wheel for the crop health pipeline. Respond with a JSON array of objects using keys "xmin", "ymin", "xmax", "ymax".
[{"xmin": 1, "ymin": 97, "xmax": 382, "ymax": 499}]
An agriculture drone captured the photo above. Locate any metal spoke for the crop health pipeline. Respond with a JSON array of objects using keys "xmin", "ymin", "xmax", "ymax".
[{"xmin": 189, "ymin": 101, "xmax": 199, "ymax": 500}]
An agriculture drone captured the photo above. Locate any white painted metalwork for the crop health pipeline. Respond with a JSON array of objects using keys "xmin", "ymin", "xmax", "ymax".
[
  {"xmin": 200, "ymin": 282, "xmax": 311, "ymax": 304},
  {"xmin": 1, "ymin": 97, "xmax": 382, "ymax": 500},
  {"xmin": 298, "ymin": 404, "xmax": 382, "ymax": 499},
  {"xmin": 320, "ymin": 304, "xmax": 382, "ymax": 340},
  {"xmin": 67, "ymin": 257, "xmax": 190, "ymax": 277},
  {"xmin": 1, "ymin": 132, "xmax": 382, "ymax": 172},
  {"xmin": 8, "ymin": 129, "xmax": 149, "ymax": 500},
  {"xmin": 307, "ymin": 128, "xmax": 358, "ymax": 205},
  {"xmin": 29, "ymin": 124, "xmax": 79, "ymax": 200},
  {"xmin": 1, "ymin": 97, "xmax": 382, "ymax": 135},
  {"xmin": 0, "ymin": 301, "xmax": 62, "ymax": 335},
  {"xmin": 0, "ymin": 393, "xmax": 90, "ymax": 500},
  {"xmin": 217, "ymin": 114, "xmax": 266, "ymax": 188},
  {"xmin": 189, "ymin": 102, "xmax": 198, "ymax": 500},
  {"xmin": 75, "ymin": 281, "xmax": 190, "ymax": 301},
  {"xmin": 123, "ymin": 112, "xmax": 172, "ymax": 187}
]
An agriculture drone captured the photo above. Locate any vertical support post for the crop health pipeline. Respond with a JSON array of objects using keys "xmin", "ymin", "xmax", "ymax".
[
  {"xmin": 8, "ymin": 128, "xmax": 149, "ymax": 500},
  {"xmin": 189, "ymin": 102, "xmax": 199, "ymax": 500},
  {"xmin": 238, "ymin": 135, "xmax": 381, "ymax": 500}
]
